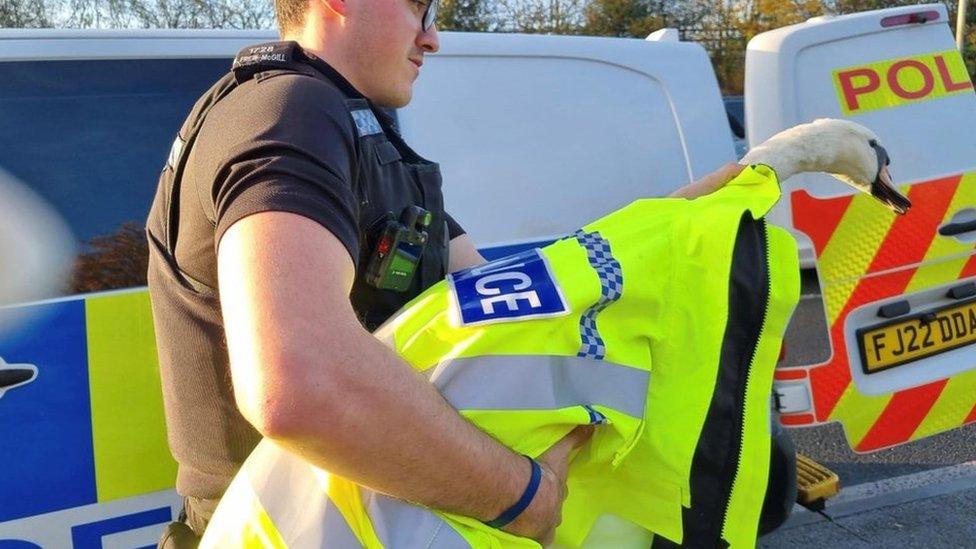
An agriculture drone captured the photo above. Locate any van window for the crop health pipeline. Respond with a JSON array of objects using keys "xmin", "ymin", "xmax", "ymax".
[{"xmin": 0, "ymin": 58, "xmax": 230, "ymax": 295}]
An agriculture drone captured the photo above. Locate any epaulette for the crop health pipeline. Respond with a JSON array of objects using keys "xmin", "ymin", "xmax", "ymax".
[{"xmin": 231, "ymin": 41, "xmax": 308, "ymax": 83}]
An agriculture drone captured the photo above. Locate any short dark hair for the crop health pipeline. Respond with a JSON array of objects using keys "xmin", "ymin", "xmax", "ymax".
[{"xmin": 275, "ymin": 0, "xmax": 308, "ymax": 36}]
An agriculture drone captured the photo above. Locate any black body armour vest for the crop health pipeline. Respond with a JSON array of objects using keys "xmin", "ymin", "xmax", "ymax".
[
  {"xmin": 145, "ymin": 42, "xmax": 450, "ymax": 498},
  {"xmin": 157, "ymin": 41, "xmax": 449, "ymax": 329}
]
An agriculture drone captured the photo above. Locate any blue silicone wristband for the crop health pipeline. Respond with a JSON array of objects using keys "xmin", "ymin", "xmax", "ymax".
[{"xmin": 484, "ymin": 456, "xmax": 542, "ymax": 529}]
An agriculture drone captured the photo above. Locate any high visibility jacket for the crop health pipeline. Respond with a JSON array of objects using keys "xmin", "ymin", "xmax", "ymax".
[{"xmin": 200, "ymin": 164, "xmax": 800, "ymax": 548}]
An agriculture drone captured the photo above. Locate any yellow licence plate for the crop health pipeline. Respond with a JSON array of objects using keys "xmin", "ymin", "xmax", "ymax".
[{"xmin": 858, "ymin": 299, "xmax": 976, "ymax": 374}]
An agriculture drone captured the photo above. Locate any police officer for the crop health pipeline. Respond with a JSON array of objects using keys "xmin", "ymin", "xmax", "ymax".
[
  {"xmin": 146, "ymin": 0, "xmax": 747, "ymax": 546},
  {"xmin": 146, "ymin": 0, "xmax": 605, "ymax": 545}
]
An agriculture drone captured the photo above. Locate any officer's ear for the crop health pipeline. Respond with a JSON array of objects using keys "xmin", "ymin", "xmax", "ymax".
[{"xmin": 320, "ymin": 0, "xmax": 348, "ymax": 18}]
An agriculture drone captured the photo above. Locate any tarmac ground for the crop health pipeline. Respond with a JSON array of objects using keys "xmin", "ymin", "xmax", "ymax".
[
  {"xmin": 760, "ymin": 460, "xmax": 976, "ymax": 548},
  {"xmin": 766, "ymin": 271, "xmax": 976, "ymax": 548}
]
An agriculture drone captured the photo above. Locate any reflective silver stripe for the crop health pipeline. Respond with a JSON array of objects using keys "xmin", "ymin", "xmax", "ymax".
[
  {"xmin": 429, "ymin": 355, "xmax": 648, "ymax": 419},
  {"xmin": 246, "ymin": 441, "xmax": 470, "ymax": 548},
  {"xmin": 242, "ymin": 354, "xmax": 647, "ymax": 546},
  {"xmin": 362, "ymin": 490, "xmax": 470, "ymax": 548},
  {"xmin": 246, "ymin": 441, "xmax": 363, "ymax": 548}
]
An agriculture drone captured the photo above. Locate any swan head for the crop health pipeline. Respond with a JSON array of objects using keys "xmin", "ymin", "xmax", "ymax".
[
  {"xmin": 820, "ymin": 120, "xmax": 910, "ymax": 215},
  {"xmin": 741, "ymin": 118, "xmax": 911, "ymax": 215}
]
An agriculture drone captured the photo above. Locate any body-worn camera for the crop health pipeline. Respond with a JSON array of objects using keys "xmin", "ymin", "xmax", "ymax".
[{"xmin": 365, "ymin": 206, "xmax": 432, "ymax": 292}]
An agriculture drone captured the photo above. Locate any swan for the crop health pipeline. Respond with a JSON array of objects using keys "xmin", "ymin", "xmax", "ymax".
[{"xmin": 740, "ymin": 118, "xmax": 911, "ymax": 215}]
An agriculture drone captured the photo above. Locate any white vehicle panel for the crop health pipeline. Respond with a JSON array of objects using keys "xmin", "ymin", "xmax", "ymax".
[{"xmin": 401, "ymin": 34, "xmax": 736, "ymax": 246}]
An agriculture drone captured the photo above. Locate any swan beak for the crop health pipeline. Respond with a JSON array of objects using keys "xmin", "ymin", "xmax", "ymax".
[
  {"xmin": 869, "ymin": 143, "xmax": 911, "ymax": 215},
  {"xmin": 871, "ymin": 163, "xmax": 911, "ymax": 215}
]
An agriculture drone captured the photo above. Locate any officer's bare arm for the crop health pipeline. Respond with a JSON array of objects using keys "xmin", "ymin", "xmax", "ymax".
[
  {"xmin": 448, "ymin": 234, "xmax": 486, "ymax": 271},
  {"xmin": 668, "ymin": 162, "xmax": 745, "ymax": 199},
  {"xmin": 217, "ymin": 211, "xmax": 577, "ymax": 542}
]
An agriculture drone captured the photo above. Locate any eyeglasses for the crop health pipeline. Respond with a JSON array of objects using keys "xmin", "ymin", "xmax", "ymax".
[{"xmin": 420, "ymin": 0, "xmax": 438, "ymax": 31}]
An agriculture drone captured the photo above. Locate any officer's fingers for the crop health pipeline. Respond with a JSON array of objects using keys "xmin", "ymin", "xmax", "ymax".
[
  {"xmin": 566, "ymin": 424, "xmax": 595, "ymax": 449},
  {"xmin": 539, "ymin": 522, "xmax": 558, "ymax": 546},
  {"xmin": 703, "ymin": 162, "xmax": 744, "ymax": 192},
  {"xmin": 536, "ymin": 429, "xmax": 575, "ymax": 465},
  {"xmin": 722, "ymin": 162, "xmax": 747, "ymax": 181},
  {"xmin": 538, "ymin": 425, "xmax": 595, "ymax": 477},
  {"xmin": 551, "ymin": 425, "xmax": 595, "ymax": 456},
  {"xmin": 538, "ymin": 501, "xmax": 563, "ymax": 546}
]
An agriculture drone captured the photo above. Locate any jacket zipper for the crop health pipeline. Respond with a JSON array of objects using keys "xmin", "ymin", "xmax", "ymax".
[
  {"xmin": 651, "ymin": 214, "xmax": 772, "ymax": 549},
  {"xmin": 717, "ymin": 217, "xmax": 771, "ymax": 543}
]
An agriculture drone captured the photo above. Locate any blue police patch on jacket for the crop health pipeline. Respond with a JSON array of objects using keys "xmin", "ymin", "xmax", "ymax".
[{"xmin": 448, "ymin": 248, "xmax": 569, "ymax": 326}]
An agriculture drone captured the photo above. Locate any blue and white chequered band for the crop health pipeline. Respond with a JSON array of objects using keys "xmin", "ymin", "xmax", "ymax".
[
  {"xmin": 351, "ymin": 109, "xmax": 383, "ymax": 137},
  {"xmin": 572, "ymin": 230, "xmax": 623, "ymax": 360}
]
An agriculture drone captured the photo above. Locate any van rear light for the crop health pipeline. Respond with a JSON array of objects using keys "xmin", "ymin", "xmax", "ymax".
[{"xmin": 881, "ymin": 10, "xmax": 939, "ymax": 27}]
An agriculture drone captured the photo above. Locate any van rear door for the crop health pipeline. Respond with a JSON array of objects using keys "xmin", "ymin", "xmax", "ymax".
[{"xmin": 746, "ymin": 4, "xmax": 976, "ymax": 452}]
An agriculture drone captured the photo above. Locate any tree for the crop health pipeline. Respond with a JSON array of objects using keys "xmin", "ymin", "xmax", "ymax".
[
  {"xmin": 583, "ymin": 0, "xmax": 664, "ymax": 38},
  {"xmin": 121, "ymin": 0, "xmax": 274, "ymax": 29},
  {"xmin": 54, "ymin": 0, "xmax": 275, "ymax": 29},
  {"xmin": 963, "ymin": 5, "xmax": 976, "ymax": 79},
  {"xmin": 736, "ymin": 0, "xmax": 826, "ymax": 40},
  {"xmin": 0, "ymin": 0, "xmax": 55, "ymax": 27},
  {"xmin": 826, "ymin": 0, "xmax": 917, "ymax": 12},
  {"xmin": 69, "ymin": 222, "xmax": 149, "ymax": 294},
  {"xmin": 582, "ymin": 0, "xmax": 710, "ymax": 39},
  {"xmin": 695, "ymin": 1, "xmax": 750, "ymax": 93},
  {"xmin": 698, "ymin": 0, "xmax": 826, "ymax": 92},
  {"xmin": 437, "ymin": 0, "xmax": 496, "ymax": 31},
  {"xmin": 495, "ymin": 0, "xmax": 587, "ymax": 34}
]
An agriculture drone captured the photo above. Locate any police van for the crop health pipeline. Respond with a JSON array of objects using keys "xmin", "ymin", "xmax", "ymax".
[{"xmin": 1, "ymin": 4, "xmax": 974, "ymax": 545}]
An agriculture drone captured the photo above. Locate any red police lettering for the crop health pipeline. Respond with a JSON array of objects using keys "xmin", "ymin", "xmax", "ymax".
[
  {"xmin": 934, "ymin": 54, "xmax": 974, "ymax": 93},
  {"xmin": 838, "ymin": 53, "xmax": 975, "ymax": 112},
  {"xmin": 887, "ymin": 60, "xmax": 935, "ymax": 100},
  {"xmin": 838, "ymin": 68, "xmax": 880, "ymax": 111}
]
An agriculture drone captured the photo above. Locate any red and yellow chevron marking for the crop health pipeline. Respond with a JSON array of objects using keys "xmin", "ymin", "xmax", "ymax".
[{"xmin": 787, "ymin": 172, "xmax": 976, "ymax": 452}]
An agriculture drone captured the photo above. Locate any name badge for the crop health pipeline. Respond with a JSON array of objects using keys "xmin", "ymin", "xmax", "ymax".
[{"xmin": 448, "ymin": 248, "xmax": 569, "ymax": 327}]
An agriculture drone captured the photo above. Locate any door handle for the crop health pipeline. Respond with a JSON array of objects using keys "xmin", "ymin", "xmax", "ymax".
[
  {"xmin": 0, "ymin": 358, "xmax": 37, "ymax": 397},
  {"xmin": 939, "ymin": 219, "xmax": 976, "ymax": 237},
  {"xmin": 0, "ymin": 368, "xmax": 35, "ymax": 390}
]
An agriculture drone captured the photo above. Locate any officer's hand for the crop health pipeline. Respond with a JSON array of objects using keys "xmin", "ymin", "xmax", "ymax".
[
  {"xmin": 668, "ymin": 162, "xmax": 746, "ymax": 199},
  {"xmin": 502, "ymin": 425, "xmax": 594, "ymax": 545}
]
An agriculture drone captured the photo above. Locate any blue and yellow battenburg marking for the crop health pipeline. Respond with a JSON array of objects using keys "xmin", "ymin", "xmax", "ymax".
[{"xmin": 0, "ymin": 290, "xmax": 175, "ymax": 523}]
